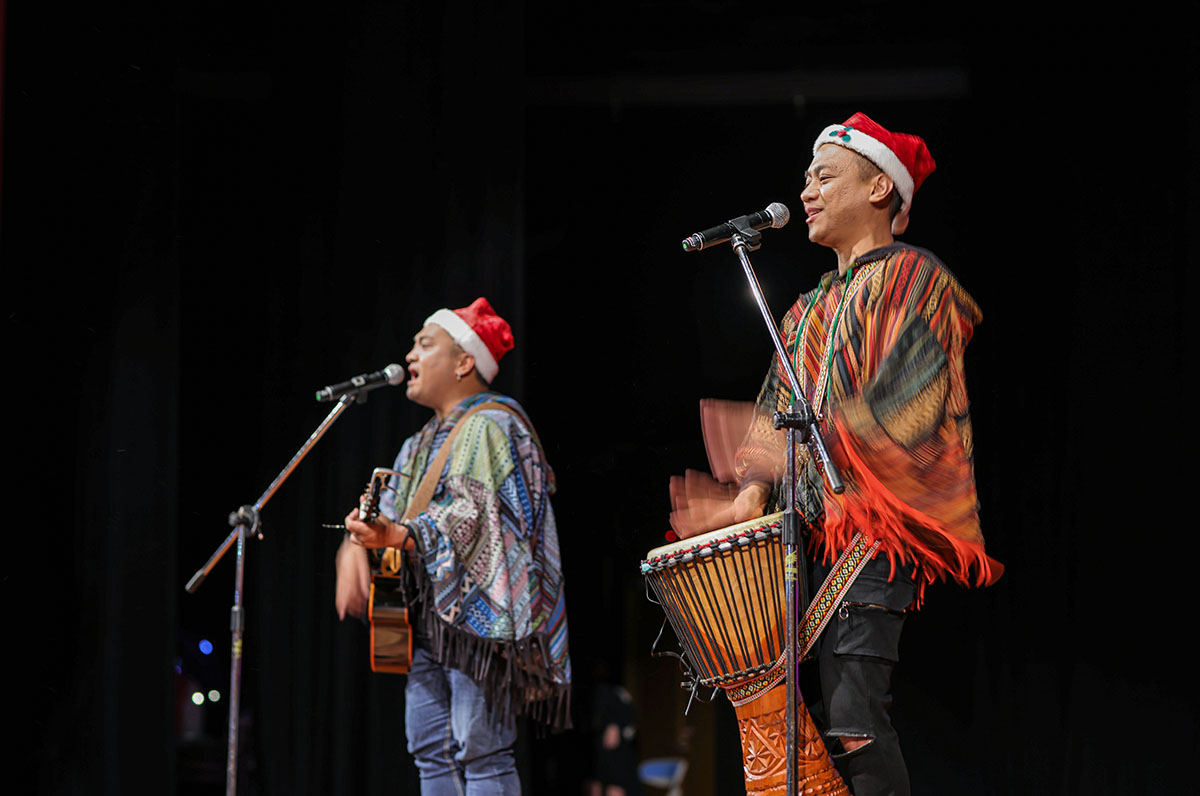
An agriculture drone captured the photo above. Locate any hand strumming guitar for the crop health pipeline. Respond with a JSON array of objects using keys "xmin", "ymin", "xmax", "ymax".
[{"xmin": 334, "ymin": 538, "xmax": 370, "ymax": 620}]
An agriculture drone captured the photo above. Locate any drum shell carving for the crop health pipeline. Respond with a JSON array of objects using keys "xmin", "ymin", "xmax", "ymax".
[{"xmin": 642, "ymin": 512, "xmax": 848, "ymax": 796}]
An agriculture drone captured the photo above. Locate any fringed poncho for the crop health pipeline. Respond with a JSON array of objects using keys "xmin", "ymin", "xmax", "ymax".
[
  {"xmin": 379, "ymin": 392, "xmax": 572, "ymax": 731},
  {"xmin": 737, "ymin": 244, "xmax": 1002, "ymax": 603}
]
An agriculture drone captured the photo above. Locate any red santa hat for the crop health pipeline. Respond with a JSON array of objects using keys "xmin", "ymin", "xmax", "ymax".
[
  {"xmin": 813, "ymin": 112, "xmax": 936, "ymax": 214},
  {"xmin": 424, "ymin": 297, "xmax": 513, "ymax": 383}
]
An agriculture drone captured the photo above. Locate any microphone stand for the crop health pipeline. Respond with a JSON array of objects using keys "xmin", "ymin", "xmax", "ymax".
[
  {"xmin": 184, "ymin": 389, "xmax": 370, "ymax": 796},
  {"xmin": 727, "ymin": 222, "xmax": 844, "ymax": 796}
]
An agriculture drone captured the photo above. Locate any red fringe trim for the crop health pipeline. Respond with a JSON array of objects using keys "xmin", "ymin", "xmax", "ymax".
[{"xmin": 820, "ymin": 425, "xmax": 1003, "ymax": 605}]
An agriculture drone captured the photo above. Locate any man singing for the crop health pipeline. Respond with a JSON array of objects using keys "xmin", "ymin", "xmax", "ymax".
[
  {"xmin": 730, "ymin": 113, "xmax": 1002, "ymax": 795},
  {"xmin": 336, "ymin": 297, "xmax": 571, "ymax": 795}
]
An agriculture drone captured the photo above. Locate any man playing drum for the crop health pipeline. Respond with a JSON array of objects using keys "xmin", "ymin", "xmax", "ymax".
[{"xmin": 728, "ymin": 113, "xmax": 1003, "ymax": 795}]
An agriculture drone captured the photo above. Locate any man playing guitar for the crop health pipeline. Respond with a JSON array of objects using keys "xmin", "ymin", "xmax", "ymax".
[{"xmin": 336, "ymin": 297, "xmax": 571, "ymax": 796}]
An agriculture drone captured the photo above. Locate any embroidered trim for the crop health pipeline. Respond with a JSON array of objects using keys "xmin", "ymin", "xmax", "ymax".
[
  {"xmin": 724, "ymin": 532, "xmax": 880, "ymax": 708},
  {"xmin": 797, "ymin": 533, "xmax": 880, "ymax": 653},
  {"xmin": 728, "ymin": 658, "xmax": 786, "ymax": 706},
  {"xmin": 804, "ymin": 259, "xmax": 883, "ymax": 418}
]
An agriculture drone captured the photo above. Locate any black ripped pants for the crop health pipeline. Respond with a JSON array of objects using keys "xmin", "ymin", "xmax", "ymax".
[{"xmin": 810, "ymin": 552, "xmax": 915, "ymax": 796}]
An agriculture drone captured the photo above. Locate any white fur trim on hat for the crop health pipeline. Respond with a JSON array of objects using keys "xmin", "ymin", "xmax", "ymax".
[
  {"xmin": 424, "ymin": 308, "xmax": 500, "ymax": 383},
  {"xmin": 815, "ymin": 124, "xmax": 915, "ymax": 211}
]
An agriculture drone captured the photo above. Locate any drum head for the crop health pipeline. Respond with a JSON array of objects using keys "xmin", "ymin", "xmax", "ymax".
[{"xmin": 644, "ymin": 511, "xmax": 785, "ymax": 561}]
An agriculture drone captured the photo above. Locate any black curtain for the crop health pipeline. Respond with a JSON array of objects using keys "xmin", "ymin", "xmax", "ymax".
[{"xmin": 8, "ymin": 3, "xmax": 1195, "ymax": 795}]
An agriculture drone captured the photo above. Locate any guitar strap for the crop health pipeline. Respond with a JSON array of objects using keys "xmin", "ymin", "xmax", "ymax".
[{"xmin": 379, "ymin": 400, "xmax": 526, "ymax": 575}]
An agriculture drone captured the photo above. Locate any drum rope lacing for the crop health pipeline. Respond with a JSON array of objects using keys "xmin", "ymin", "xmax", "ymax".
[
  {"xmin": 643, "ymin": 519, "xmax": 786, "ymax": 689},
  {"xmin": 643, "ymin": 517, "xmax": 880, "ymax": 701}
]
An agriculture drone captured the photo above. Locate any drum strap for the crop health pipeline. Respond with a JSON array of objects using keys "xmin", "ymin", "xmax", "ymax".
[
  {"xmin": 797, "ymin": 532, "xmax": 881, "ymax": 657},
  {"xmin": 728, "ymin": 532, "xmax": 881, "ymax": 708}
]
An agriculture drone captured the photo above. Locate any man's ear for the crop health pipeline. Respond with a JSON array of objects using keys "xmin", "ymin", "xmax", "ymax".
[
  {"xmin": 869, "ymin": 173, "xmax": 895, "ymax": 207},
  {"xmin": 456, "ymin": 351, "xmax": 477, "ymax": 380}
]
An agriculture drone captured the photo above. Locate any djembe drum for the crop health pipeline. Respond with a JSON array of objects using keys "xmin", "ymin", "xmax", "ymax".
[{"xmin": 642, "ymin": 512, "xmax": 847, "ymax": 796}]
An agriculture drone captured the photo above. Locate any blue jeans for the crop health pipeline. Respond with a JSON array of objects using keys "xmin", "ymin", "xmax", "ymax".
[{"xmin": 405, "ymin": 647, "xmax": 521, "ymax": 796}]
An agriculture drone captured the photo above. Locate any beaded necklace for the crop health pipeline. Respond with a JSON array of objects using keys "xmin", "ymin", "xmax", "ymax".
[
  {"xmin": 790, "ymin": 258, "xmax": 883, "ymax": 418},
  {"xmin": 784, "ymin": 256, "xmax": 883, "ymax": 519}
]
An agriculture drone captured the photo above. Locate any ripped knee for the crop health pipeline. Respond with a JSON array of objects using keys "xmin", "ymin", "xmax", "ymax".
[{"xmin": 832, "ymin": 734, "xmax": 874, "ymax": 757}]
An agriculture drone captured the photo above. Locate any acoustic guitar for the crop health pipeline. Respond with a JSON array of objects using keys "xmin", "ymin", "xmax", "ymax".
[
  {"xmin": 358, "ymin": 467, "xmax": 413, "ymax": 674},
  {"xmin": 356, "ymin": 401, "xmax": 519, "ymax": 674}
]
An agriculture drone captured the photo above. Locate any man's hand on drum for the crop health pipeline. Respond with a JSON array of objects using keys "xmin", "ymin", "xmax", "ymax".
[
  {"xmin": 732, "ymin": 481, "xmax": 769, "ymax": 523},
  {"xmin": 670, "ymin": 469, "xmax": 739, "ymax": 539},
  {"xmin": 344, "ymin": 502, "xmax": 408, "ymax": 550}
]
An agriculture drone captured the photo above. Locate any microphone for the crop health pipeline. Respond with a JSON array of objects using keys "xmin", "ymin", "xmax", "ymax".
[
  {"xmin": 315, "ymin": 364, "xmax": 405, "ymax": 402},
  {"xmin": 681, "ymin": 202, "xmax": 790, "ymax": 252}
]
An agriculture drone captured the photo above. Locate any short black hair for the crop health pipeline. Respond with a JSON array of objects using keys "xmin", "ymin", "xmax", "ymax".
[{"xmin": 849, "ymin": 150, "xmax": 903, "ymax": 219}]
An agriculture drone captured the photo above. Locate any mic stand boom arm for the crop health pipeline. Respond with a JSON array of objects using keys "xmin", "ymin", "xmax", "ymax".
[
  {"xmin": 727, "ymin": 224, "xmax": 844, "ymax": 796},
  {"xmin": 184, "ymin": 388, "xmax": 367, "ymax": 796},
  {"xmin": 729, "ymin": 226, "xmax": 843, "ymax": 495}
]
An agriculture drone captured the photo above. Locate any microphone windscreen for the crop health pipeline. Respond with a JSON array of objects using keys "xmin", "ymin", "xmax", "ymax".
[{"xmin": 766, "ymin": 202, "xmax": 790, "ymax": 229}]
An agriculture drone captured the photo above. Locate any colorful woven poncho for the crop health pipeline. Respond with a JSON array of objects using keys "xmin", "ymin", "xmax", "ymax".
[
  {"xmin": 737, "ymin": 244, "xmax": 1002, "ymax": 602},
  {"xmin": 379, "ymin": 391, "xmax": 571, "ymax": 730}
]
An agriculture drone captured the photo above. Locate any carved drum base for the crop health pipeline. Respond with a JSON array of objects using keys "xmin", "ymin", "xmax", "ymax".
[{"xmin": 733, "ymin": 681, "xmax": 848, "ymax": 796}]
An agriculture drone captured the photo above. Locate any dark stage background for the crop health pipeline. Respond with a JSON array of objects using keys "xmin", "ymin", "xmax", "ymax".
[{"xmin": 5, "ymin": 3, "xmax": 1196, "ymax": 795}]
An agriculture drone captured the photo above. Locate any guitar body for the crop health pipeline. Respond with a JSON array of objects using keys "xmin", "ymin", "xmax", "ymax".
[
  {"xmin": 368, "ymin": 574, "xmax": 412, "ymax": 674},
  {"xmin": 358, "ymin": 468, "xmax": 415, "ymax": 675}
]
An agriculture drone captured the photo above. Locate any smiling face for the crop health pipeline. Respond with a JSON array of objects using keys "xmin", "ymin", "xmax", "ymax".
[
  {"xmin": 800, "ymin": 144, "xmax": 889, "ymax": 251},
  {"xmin": 404, "ymin": 324, "xmax": 471, "ymax": 412}
]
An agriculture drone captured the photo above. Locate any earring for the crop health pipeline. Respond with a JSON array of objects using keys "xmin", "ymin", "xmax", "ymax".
[{"xmin": 456, "ymin": 373, "xmax": 463, "ymax": 382}]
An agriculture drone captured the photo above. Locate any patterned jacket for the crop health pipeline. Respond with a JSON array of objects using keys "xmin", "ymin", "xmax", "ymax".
[
  {"xmin": 736, "ymin": 243, "xmax": 1002, "ymax": 600},
  {"xmin": 380, "ymin": 391, "xmax": 571, "ymax": 729}
]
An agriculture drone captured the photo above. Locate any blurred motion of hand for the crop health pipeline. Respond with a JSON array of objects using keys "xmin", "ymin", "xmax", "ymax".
[
  {"xmin": 334, "ymin": 537, "xmax": 371, "ymax": 620},
  {"xmin": 699, "ymin": 398, "xmax": 754, "ymax": 483},
  {"xmin": 669, "ymin": 469, "xmax": 740, "ymax": 539},
  {"xmin": 668, "ymin": 399, "xmax": 773, "ymax": 540}
]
